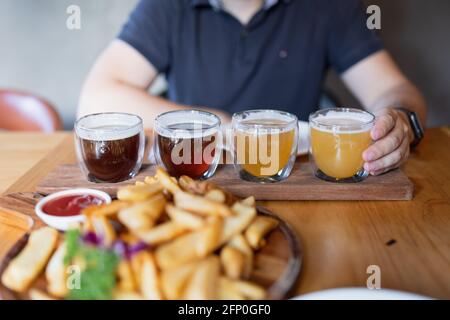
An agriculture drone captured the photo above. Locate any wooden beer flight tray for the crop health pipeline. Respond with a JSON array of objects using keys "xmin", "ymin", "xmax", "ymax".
[
  {"xmin": 36, "ymin": 161, "xmax": 414, "ymax": 201},
  {"xmin": 0, "ymin": 193, "xmax": 301, "ymax": 300}
]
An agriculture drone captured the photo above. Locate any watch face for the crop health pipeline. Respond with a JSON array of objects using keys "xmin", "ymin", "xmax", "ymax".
[
  {"xmin": 408, "ymin": 111, "xmax": 424, "ymax": 146},
  {"xmin": 411, "ymin": 113, "xmax": 424, "ymax": 138}
]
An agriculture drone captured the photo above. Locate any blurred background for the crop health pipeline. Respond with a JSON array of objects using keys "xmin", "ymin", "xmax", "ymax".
[{"xmin": 0, "ymin": 0, "xmax": 449, "ymax": 130}]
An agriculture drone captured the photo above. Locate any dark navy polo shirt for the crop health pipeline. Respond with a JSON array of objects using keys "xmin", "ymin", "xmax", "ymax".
[{"xmin": 118, "ymin": 0, "xmax": 382, "ymax": 121}]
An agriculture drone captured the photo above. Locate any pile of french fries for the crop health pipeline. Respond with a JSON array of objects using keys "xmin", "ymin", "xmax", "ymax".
[{"xmin": 1, "ymin": 168, "xmax": 279, "ymax": 300}]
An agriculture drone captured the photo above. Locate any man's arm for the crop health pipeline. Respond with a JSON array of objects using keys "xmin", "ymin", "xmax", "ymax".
[
  {"xmin": 78, "ymin": 40, "xmax": 230, "ymax": 129},
  {"xmin": 342, "ymin": 50, "xmax": 427, "ymax": 175}
]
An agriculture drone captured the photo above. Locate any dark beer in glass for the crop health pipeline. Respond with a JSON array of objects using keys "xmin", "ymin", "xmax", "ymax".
[
  {"xmin": 75, "ymin": 113, "xmax": 145, "ymax": 183},
  {"xmin": 153, "ymin": 110, "xmax": 221, "ymax": 179}
]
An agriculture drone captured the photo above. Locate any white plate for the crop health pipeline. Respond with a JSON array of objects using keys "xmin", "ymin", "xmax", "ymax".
[{"xmin": 291, "ymin": 287, "xmax": 431, "ymax": 300}]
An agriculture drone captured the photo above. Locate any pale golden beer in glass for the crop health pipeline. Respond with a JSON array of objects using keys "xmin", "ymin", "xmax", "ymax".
[
  {"xmin": 232, "ymin": 110, "xmax": 298, "ymax": 183},
  {"xmin": 309, "ymin": 108, "xmax": 375, "ymax": 182}
]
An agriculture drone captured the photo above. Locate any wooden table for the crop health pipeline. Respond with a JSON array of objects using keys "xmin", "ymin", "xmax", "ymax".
[
  {"xmin": 1, "ymin": 128, "xmax": 450, "ymax": 299},
  {"xmin": 0, "ymin": 133, "xmax": 68, "ymax": 194}
]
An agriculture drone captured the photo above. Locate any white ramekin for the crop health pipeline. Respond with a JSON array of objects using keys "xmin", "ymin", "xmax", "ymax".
[{"xmin": 35, "ymin": 189, "xmax": 111, "ymax": 231}]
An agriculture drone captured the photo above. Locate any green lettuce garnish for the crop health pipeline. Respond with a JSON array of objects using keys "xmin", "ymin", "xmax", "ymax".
[{"xmin": 64, "ymin": 229, "xmax": 119, "ymax": 300}]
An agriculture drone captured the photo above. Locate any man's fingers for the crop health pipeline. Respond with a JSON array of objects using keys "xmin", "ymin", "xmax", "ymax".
[
  {"xmin": 369, "ymin": 147, "xmax": 409, "ymax": 175},
  {"xmin": 363, "ymin": 119, "xmax": 406, "ymax": 162},
  {"xmin": 370, "ymin": 168, "xmax": 391, "ymax": 176},
  {"xmin": 371, "ymin": 112, "xmax": 397, "ymax": 141},
  {"xmin": 364, "ymin": 135, "xmax": 409, "ymax": 174}
]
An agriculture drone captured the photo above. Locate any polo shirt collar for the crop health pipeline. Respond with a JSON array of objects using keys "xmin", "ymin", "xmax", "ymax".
[{"xmin": 191, "ymin": 0, "xmax": 280, "ymax": 10}]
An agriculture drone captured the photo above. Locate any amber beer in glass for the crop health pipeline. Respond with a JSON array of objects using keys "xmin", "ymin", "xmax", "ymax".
[
  {"xmin": 309, "ymin": 108, "xmax": 375, "ymax": 182},
  {"xmin": 153, "ymin": 110, "xmax": 221, "ymax": 179},
  {"xmin": 75, "ymin": 113, "xmax": 145, "ymax": 182},
  {"xmin": 232, "ymin": 110, "xmax": 298, "ymax": 183}
]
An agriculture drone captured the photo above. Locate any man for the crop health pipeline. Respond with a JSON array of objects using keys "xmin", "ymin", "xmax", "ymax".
[{"xmin": 78, "ymin": 0, "xmax": 427, "ymax": 176}]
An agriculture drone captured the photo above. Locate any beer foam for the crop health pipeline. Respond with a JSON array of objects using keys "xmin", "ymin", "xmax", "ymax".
[
  {"xmin": 154, "ymin": 110, "xmax": 221, "ymax": 139},
  {"xmin": 310, "ymin": 110, "xmax": 374, "ymax": 134},
  {"xmin": 155, "ymin": 123, "xmax": 219, "ymax": 139},
  {"xmin": 233, "ymin": 110, "xmax": 298, "ymax": 133},
  {"xmin": 76, "ymin": 114, "xmax": 142, "ymax": 141}
]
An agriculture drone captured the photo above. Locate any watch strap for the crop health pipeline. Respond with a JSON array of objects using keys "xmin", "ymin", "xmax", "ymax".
[{"xmin": 395, "ymin": 107, "xmax": 424, "ymax": 148}]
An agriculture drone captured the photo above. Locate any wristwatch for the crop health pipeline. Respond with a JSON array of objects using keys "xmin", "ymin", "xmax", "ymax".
[{"xmin": 395, "ymin": 107, "xmax": 424, "ymax": 148}]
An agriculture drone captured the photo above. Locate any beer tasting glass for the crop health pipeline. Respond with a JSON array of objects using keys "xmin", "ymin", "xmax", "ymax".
[
  {"xmin": 75, "ymin": 112, "xmax": 145, "ymax": 183},
  {"xmin": 309, "ymin": 108, "xmax": 375, "ymax": 182},
  {"xmin": 153, "ymin": 110, "xmax": 221, "ymax": 179},
  {"xmin": 232, "ymin": 109, "xmax": 299, "ymax": 183}
]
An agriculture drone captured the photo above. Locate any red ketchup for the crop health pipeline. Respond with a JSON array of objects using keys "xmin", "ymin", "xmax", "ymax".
[{"xmin": 42, "ymin": 194, "xmax": 104, "ymax": 217}]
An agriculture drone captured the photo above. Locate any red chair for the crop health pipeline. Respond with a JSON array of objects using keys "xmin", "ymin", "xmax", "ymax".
[{"xmin": 0, "ymin": 89, "xmax": 62, "ymax": 132}]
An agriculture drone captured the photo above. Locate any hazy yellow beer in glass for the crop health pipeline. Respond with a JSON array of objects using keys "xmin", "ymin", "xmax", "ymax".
[
  {"xmin": 309, "ymin": 108, "xmax": 375, "ymax": 182},
  {"xmin": 232, "ymin": 110, "xmax": 298, "ymax": 183}
]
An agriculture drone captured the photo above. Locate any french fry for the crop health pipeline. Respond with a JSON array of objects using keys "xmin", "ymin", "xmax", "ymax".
[
  {"xmin": 178, "ymin": 175, "xmax": 195, "ymax": 191},
  {"xmin": 155, "ymin": 167, "xmax": 181, "ymax": 194},
  {"xmin": 117, "ymin": 183, "xmax": 163, "ymax": 202},
  {"xmin": 241, "ymin": 196, "xmax": 256, "ymax": 207},
  {"xmin": 183, "ymin": 256, "xmax": 220, "ymax": 300},
  {"xmin": 245, "ymin": 216, "xmax": 279, "ymax": 249},
  {"xmin": 29, "ymin": 288, "xmax": 56, "ymax": 300},
  {"xmin": 220, "ymin": 246, "xmax": 245, "ymax": 280},
  {"xmin": 155, "ymin": 229, "xmax": 205, "ymax": 269},
  {"xmin": 144, "ymin": 176, "xmax": 158, "ymax": 185},
  {"xmin": 218, "ymin": 277, "xmax": 245, "ymax": 300},
  {"xmin": 118, "ymin": 206, "xmax": 154, "ymax": 232},
  {"xmin": 130, "ymin": 252, "xmax": 144, "ymax": 285},
  {"xmin": 1, "ymin": 227, "xmax": 59, "ymax": 293},
  {"xmin": 178, "ymin": 175, "xmax": 211, "ymax": 195},
  {"xmin": 166, "ymin": 204, "xmax": 205, "ymax": 230},
  {"xmin": 45, "ymin": 243, "xmax": 67, "ymax": 298},
  {"xmin": 136, "ymin": 222, "xmax": 187, "ymax": 245},
  {"xmin": 174, "ymin": 191, "xmax": 233, "ymax": 217},
  {"xmin": 119, "ymin": 233, "xmax": 141, "ymax": 245},
  {"xmin": 117, "ymin": 260, "xmax": 136, "ymax": 292},
  {"xmin": 205, "ymin": 189, "xmax": 226, "ymax": 203},
  {"xmin": 82, "ymin": 214, "xmax": 94, "ymax": 233},
  {"xmin": 160, "ymin": 261, "xmax": 197, "ymax": 299},
  {"xmin": 228, "ymin": 234, "xmax": 254, "ymax": 278},
  {"xmin": 196, "ymin": 217, "xmax": 222, "ymax": 256},
  {"xmin": 223, "ymin": 278, "xmax": 266, "ymax": 300},
  {"xmin": 83, "ymin": 200, "xmax": 129, "ymax": 217},
  {"xmin": 91, "ymin": 214, "xmax": 116, "ymax": 246},
  {"xmin": 140, "ymin": 252, "xmax": 163, "ymax": 300},
  {"xmin": 82, "ymin": 202, "xmax": 118, "ymax": 234},
  {"xmin": 118, "ymin": 194, "xmax": 166, "ymax": 231},
  {"xmin": 81, "ymin": 205, "xmax": 101, "ymax": 217},
  {"xmin": 155, "ymin": 214, "xmax": 235, "ymax": 269},
  {"xmin": 135, "ymin": 181, "xmax": 146, "ymax": 187},
  {"xmin": 220, "ymin": 202, "xmax": 257, "ymax": 244},
  {"xmin": 143, "ymin": 194, "xmax": 167, "ymax": 220}
]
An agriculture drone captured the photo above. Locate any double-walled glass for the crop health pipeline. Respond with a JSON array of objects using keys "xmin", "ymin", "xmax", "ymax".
[
  {"xmin": 153, "ymin": 110, "xmax": 222, "ymax": 179},
  {"xmin": 75, "ymin": 112, "xmax": 145, "ymax": 183},
  {"xmin": 309, "ymin": 108, "xmax": 375, "ymax": 183},
  {"xmin": 232, "ymin": 109, "xmax": 299, "ymax": 183}
]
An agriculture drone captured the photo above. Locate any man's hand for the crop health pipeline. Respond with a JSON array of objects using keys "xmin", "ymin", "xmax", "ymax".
[
  {"xmin": 362, "ymin": 108, "xmax": 413, "ymax": 176},
  {"xmin": 342, "ymin": 51, "xmax": 426, "ymax": 175}
]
